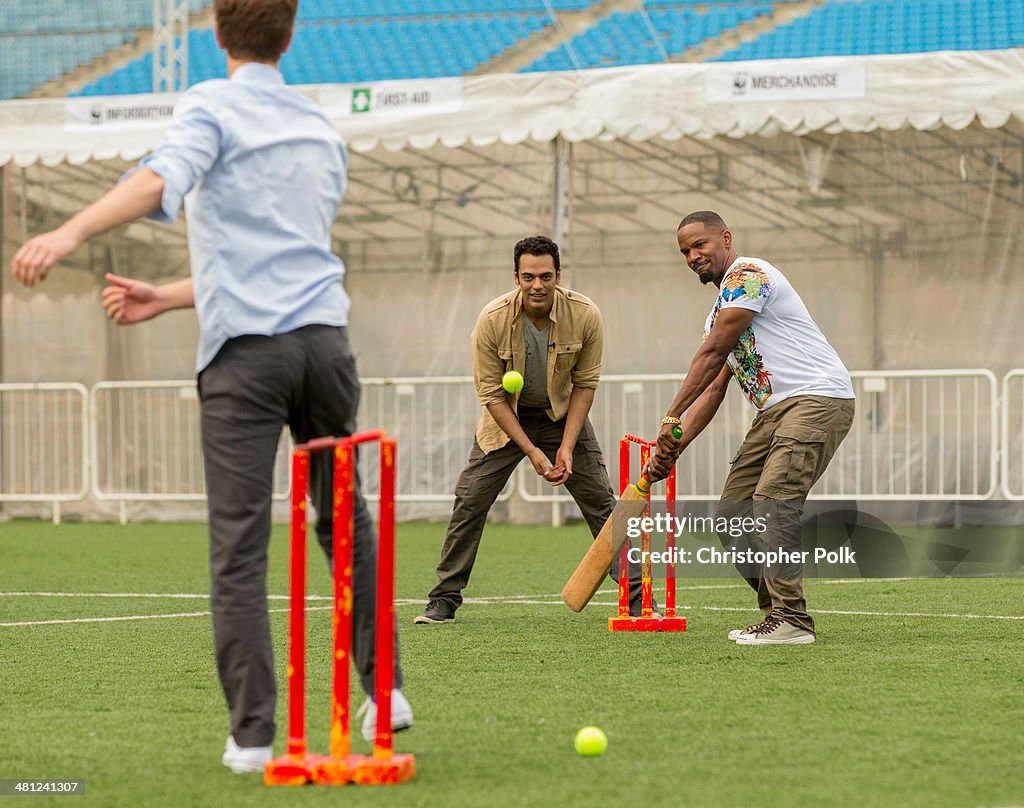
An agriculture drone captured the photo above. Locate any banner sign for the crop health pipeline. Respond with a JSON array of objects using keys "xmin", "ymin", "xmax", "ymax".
[
  {"xmin": 64, "ymin": 95, "xmax": 178, "ymax": 130},
  {"xmin": 706, "ymin": 60, "xmax": 867, "ymax": 103},
  {"xmin": 319, "ymin": 77, "xmax": 463, "ymax": 118}
]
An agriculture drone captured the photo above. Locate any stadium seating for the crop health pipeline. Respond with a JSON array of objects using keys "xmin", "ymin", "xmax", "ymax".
[
  {"xmin": 0, "ymin": 0, "xmax": 208, "ymax": 34},
  {"xmin": 297, "ymin": 0, "xmax": 592, "ymax": 19},
  {"xmin": 74, "ymin": 14, "xmax": 549, "ymax": 95},
  {"xmin": 5, "ymin": 0, "xmax": 1024, "ymax": 101},
  {"xmin": 714, "ymin": 0, "xmax": 1024, "ymax": 61},
  {"xmin": 521, "ymin": 4, "xmax": 773, "ymax": 72},
  {"xmin": 0, "ymin": 0, "xmax": 211, "ymax": 100}
]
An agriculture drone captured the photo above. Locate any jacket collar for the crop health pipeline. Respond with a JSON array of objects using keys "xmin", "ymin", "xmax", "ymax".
[{"xmin": 511, "ymin": 286, "xmax": 561, "ymax": 325}]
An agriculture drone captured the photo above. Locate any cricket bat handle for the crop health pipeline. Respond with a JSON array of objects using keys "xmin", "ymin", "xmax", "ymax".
[{"xmin": 635, "ymin": 425, "xmax": 682, "ymax": 485}]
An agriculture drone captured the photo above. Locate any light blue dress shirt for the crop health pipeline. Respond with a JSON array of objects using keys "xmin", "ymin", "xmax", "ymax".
[{"xmin": 137, "ymin": 62, "xmax": 350, "ymax": 372}]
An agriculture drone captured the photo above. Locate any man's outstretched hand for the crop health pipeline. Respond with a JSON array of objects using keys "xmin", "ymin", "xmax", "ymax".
[
  {"xmin": 11, "ymin": 226, "xmax": 83, "ymax": 288},
  {"xmin": 101, "ymin": 273, "xmax": 165, "ymax": 324}
]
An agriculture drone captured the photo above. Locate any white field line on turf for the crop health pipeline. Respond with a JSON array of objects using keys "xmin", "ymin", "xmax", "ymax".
[
  {"xmin": 0, "ymin": 592, "xmax": 328, "ymax": 600},
  {"xmin": 0, "ymin": 606, "xmax": 333, "ymax": 628},
  {"xmin": 3, "ymin": 588, "xmax": 1023, "ymax": 625},
  {"xmin": 581, "ymin": 602, "xmax": 1024, "ymax": 621},
  {"xmin": 0, "ymin": 579, "xmax": 915, "ymax": 602}
]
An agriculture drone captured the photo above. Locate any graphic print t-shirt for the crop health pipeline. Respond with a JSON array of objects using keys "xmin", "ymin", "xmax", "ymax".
[{"xmin": 704, "ymin": 257, "xmax": 854, "ymax": 412}]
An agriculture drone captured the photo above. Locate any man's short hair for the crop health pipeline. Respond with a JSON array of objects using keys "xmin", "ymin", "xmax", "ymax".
[
  {"xmin": 514, "ymin": 235, "xmax": 560, "ymax": 274},
  {"xmin": 678, "ymin": 211, "xmax": 729, "ymax": 233},
  {"xmin": 214, "ymin": 0, "xmax": 297, "ymax": 62}
]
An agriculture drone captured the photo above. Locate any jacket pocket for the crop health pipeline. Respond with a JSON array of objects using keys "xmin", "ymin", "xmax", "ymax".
[{"xmin": 553, "ymin": 341, "xmax": 582, "ymax": 374}]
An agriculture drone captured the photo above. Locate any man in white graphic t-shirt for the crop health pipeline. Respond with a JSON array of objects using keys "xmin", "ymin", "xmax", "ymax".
[{"xmin": 645, "ymin": 211, "xmax": 855, "ymax": 645}]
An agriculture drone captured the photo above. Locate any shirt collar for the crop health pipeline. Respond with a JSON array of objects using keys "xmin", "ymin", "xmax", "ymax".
[
  {"xmin": 231, "ymin": 62, "xmax": 285, "ymax": 85},
  {"xmin": 511, "ymin": 287, "xmax": 560, "ymax": 324}
]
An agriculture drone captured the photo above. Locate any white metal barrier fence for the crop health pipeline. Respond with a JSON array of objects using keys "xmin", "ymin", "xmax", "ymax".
[
  {"xmin": 357, "ymin": 378, "xmax": 514, "ymax": 504},
  {"xmin": 1001, "ymin": 370, "xmax": 1024, "ymax": 500},
  {"xmin": 0, "ymin": 370, "xmax": 1011, "ymax": 516},
  {"xmin": 516, "ymin": 370, "xmax": 999, "ymax": 503},
  {"xmin": 0, "ymin": 383, "xmax": 89, "ymax": 523},
  {"xmin": 90, "ymin": 381, "xmax": 291, "ymax": 504}
]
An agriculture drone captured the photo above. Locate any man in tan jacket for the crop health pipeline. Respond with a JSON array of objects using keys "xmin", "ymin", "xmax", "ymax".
[{"xmin": 415, "ymin": 235, "xmax": 644, "ymax": 624}]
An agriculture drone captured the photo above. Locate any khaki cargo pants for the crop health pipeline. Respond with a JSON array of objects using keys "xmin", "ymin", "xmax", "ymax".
[{"xmin": 717, "ymin": 395, "xmax": 855, "ymax": 634}]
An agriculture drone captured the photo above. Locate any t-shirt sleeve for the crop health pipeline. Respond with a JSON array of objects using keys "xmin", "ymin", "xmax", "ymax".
[
  {"xmin": 125, "ymin": 87, "xmax": 223, "ymax": 224},
  {"xmin": 717, "ymin": 264, "xmax": 774, "ymax": 314}
]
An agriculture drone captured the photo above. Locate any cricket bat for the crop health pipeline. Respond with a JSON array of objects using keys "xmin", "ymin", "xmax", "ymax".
[{"xmin": 560, "ymin": 476, "xmax": 653, "ymax": 612}]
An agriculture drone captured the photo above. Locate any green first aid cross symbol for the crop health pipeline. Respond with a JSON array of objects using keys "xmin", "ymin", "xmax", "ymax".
[{"xmin": 352, "ymin": 88, "xmax": 371, "ymax": 113}]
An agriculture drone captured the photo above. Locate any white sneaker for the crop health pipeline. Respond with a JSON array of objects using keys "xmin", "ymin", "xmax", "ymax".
[
  {"xmin": 356, "ymin": 688, "xmax": 414, "ymax": 742},
  {"xmin": 735, "ymin": 617, "xmax": 816, "ymax": 645},
  {"xmin": 221, "ymin": 735, "xmax": 273, "ymax": 773},
  {"xmin": 728, "ymin": 619, "xmax": 767, "ymax": 641}
]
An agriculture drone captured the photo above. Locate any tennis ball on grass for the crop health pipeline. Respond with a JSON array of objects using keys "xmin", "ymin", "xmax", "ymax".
[
  {"xmin": 502, "ymin": 370, "xmax": 524, "ymax": 394},
  {"xmin": 574, "ymin": 726, "xmax": 608, "ymax": 757}
]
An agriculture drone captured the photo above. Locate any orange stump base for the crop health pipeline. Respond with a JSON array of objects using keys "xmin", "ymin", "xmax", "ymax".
[
  {"xmin": 352, "ymin": 753, "xmax": 417, "ymax": 784},
  {"xmin": 265, "ymin": 753, "xmax": 331, "ymax": 786},
  {"xmin": 265, "ymin": 753, "xmax": 415, "ymax": 787},
  {"xmin": 608, "ymin": 615, "xmax": 687, "ymax": 632}
]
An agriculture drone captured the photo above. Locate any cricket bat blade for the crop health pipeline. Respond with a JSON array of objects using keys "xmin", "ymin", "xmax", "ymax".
[{"xmin": 561, "ymin": 478, "xmax": 651, "ymax": 612}]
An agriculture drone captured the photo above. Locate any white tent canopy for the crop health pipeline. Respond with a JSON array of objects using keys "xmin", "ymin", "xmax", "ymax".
[
  {"xmin": 3, "ymin": 50, "xmax": 1024, "ymax": 521},
  {"xmin": 1, "ymin": 49, "xmax": 1023, "ymax": 166}
]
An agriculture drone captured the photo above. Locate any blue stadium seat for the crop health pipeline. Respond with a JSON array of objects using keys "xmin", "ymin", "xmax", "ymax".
[
  {"xmin": 713, "ymin": 0, "xmax": 1024, "ymax": 62},
  {"xmin": 54, "ymin": 12, "xmax": 548, "ymax": 92},
  {"xmin": 521, "ymin": 3, "xmax": 775, "ymax": 72},
  {"xmin": 2, "ymin": 1, "xmax": 211, "ymax": 99},
  {"xmin": 7, "ymin": 0, "xmax": 1024, "ymax": 100}
]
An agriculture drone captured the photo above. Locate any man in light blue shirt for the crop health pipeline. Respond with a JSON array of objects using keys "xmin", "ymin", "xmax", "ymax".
[{"xmin": 11, "ymin": 0, "xmax": 411, "ymax": 774}]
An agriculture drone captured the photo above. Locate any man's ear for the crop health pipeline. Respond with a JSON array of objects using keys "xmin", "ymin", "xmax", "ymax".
[
  {"xmin": 722, "ymin": 229, "xmax": 732, "ymax": 248},
  {"xmin": 214, "ymin": 21, "xmax": 223, "ymax": 50}
]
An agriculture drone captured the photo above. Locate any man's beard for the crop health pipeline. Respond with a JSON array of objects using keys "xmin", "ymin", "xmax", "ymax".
[{"xmin": 699, "ymin": 271, "xmax": 714, "ymax": 284}]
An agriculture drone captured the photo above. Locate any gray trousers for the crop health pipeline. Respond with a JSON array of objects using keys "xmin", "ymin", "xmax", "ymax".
[
  {"xmin": 428, "ymin": 407, "xmax": 619, "ymax": 607},
  {"xmin": 199, "ymin": 325, "xmax": 401, "ymax": 748},
  {"xmin": 718, "ymin": 395, "xmax": 856, "ymax": 634}
]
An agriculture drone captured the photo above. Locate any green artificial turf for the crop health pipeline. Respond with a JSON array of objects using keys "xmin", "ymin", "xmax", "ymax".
[{"xmin": 0, "ymin": 520, "xmax": 1021, "ymax": 808}]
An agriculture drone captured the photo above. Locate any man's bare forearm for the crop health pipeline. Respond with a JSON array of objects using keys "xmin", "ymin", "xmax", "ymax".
[
  {"xmin": 158, "ymin": 278, "xmax": 195, "ymax": 311},
  {"xmin": 64, "ymin": 169, "xmax": 165, "ymax": 243},
  {"xmin": 486, "ymin": 401, "xmax": 538, "ymax": 457},
  {"xmin": 560, "ymin": 386, "xmax": 595, "ymax": 452},
  {"xmin": 664, "ymin": 342, "xmax": 730, "ymax": 420},
  {"xmin": 678, "ymin": 382, "xmax": 728, "ymax": 452}
]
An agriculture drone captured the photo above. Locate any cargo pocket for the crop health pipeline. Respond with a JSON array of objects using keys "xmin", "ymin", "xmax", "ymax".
[{"xmin": 761, "ymin": 422, "xmax": 828, "ymax": 498}]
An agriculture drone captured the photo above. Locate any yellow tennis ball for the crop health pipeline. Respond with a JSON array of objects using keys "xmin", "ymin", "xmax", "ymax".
[
  {"xmin": 574, "ymin": 726, "xmax": 607, "ymax": 757},
  {"xmin": 502, "ymin": 370, "xmax": 524, "ymax": 394}
]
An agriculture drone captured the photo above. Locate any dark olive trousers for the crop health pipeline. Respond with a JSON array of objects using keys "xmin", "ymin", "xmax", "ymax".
[{"xmin": 428, "ymin": 408, "xmax": 619, "ymax": 607}]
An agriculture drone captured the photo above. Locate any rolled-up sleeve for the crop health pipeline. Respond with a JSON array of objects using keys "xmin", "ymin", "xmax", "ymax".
[
  {"xmin": 472, "ymin": 312, "xmax": 507, "ymax": 407},
  {"xmin": 130, "ymin": 88, "xmax": 222, "ymax": 224},
  {"xmin": 570, "ymin": 306, "xmax": 604, "ymax": 389}
]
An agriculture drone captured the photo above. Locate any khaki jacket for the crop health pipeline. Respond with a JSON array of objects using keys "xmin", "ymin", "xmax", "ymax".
[{"xmin": 472, "ymin": 286, "xmax": 604, "ymax": 454}]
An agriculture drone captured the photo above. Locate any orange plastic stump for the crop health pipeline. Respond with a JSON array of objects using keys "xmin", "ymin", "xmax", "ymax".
[
  {"xmin": 609, "ymin": 435, "xmax": 688, "ymax": 634},
  {"xmin": 265, "ymin": 434, "xmax": 415, "ymax": 788}
]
